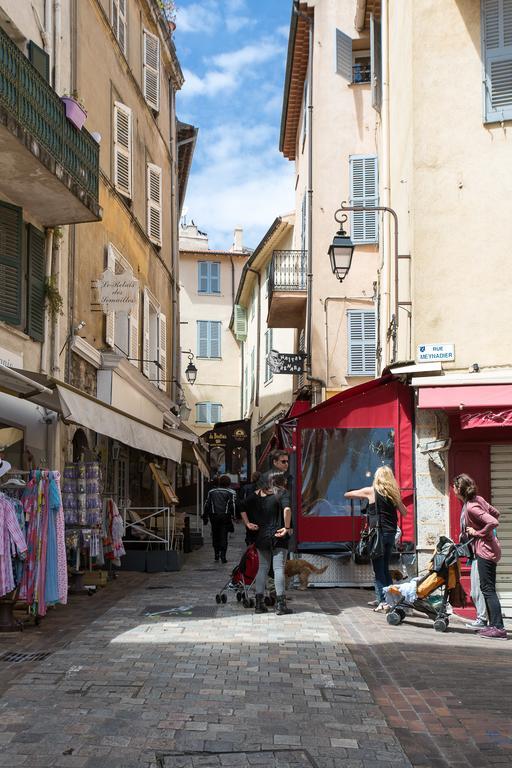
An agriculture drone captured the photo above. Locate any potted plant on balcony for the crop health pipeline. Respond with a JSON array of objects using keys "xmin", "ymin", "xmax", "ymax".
[
  {"xmin": 157, "ymin": 0, "xmax": 177, "ymax": 32},
  {"xmin": 61, "ymin": 91, "xmax": 87, "ymax": 130}
]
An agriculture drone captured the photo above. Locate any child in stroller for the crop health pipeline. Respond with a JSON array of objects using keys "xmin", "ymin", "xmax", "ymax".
[
  {"xmin": 384, "ymin": 536, "xmax": 468, "ymax": 632},
  {"xmin": 215, "ymin": 544, "xmax": 276, "ymax": 608}
]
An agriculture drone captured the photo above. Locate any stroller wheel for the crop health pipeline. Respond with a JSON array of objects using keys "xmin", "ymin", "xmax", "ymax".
[
  {"xmin": 215, "ymin": 594, "xmax": 221, "ymax": 604},
  {"xmin": 221, "ymin": 593, "xmax": 227, "ymax": 604},
  {"xmin": 387, "ymin": 610, "xmax": 402, "ymax": 626},
  {"xmin": 236, "ymin": 592, "xmax": 242, "ymax": 602},
  {"xmin": 395, "ymin": 606, "xmax": 406, "ymax": 623},
  {"xmin": 433, "ymin": 618, "xmax": 448, "ymax": 633}
]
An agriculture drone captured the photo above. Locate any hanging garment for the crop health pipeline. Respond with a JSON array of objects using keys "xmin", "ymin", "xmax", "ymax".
[{"xmin": 0, "ymin": 493, "xmax": 28, "ymax": 597}]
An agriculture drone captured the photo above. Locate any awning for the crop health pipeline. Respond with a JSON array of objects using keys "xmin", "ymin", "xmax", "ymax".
[
  {"xmin": 0, "ymin": 366, "xmax": 60, "ymax": 411},
  {"xmin": 193, "ymin": 444, "xmax": 210, "ymax": 478},
  {"xmin": 418, "ymin": 384, "xmax": 512, "ymax": 411},
  {"xmin": 461, "ymin": 409, "xmax": 512, "ymax": 429},
  {"xmin": 57, "ymin": 385, "xmax": 182, "ymax": 463}
]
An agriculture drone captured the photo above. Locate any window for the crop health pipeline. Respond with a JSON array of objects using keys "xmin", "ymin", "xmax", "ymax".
[
  {"xmin": 146, "ymin": 163, "xmax": 162, "ymax": 245},
  {"xmin": 482, "ymin": 0, "xmax": 512, "ymax": 122},
  {"xmin": 348, "ymin": 310, "xmax": 376, "ymax": 376},
  {"xmin": 105, "ymin": 243, "xmax": 139, "ymax": 366},
  {"xmin": 264, "ymin": 329, "xmax": 273, "ymax": 383},
  {"xmin": 0, "ymin": 200, "xmax": 45, "ymax": 342},
  {"xmin": 233, "ymin": 304, "xmax": 247, "ymax": 341},
  {"xmin": 142, "ymin": 287, "xmax": 167, "ymax": 389},
  {"xmin": 349, "ymin": 155, "xmax": 378, "ymax": 243},
  {"xmin": 198, "ymin": 261, "xmax": 220, "ymax": 293},
  {"xmin": 370, "ymin": 15, "xmax": 382, "ymax": 111},
  {"xmin": 196, "ymin": 402, "xmax": 222, "ymax": 424},
  {"xmin": 112, "ymin": 0, "xmax": 127, "ymax": 54},
  {"xmin": 113, "ymin": 102, "xmax": 132, "ymax": 198},
  {"xmin": 143, "ymin": 29, "xmax": 160, "ymax": 111},
  {"xmin": 352, "ymin": 50, "xmax": 371, "ymax": 83},
  {"xmin": 244, "ymin": 363, "xmax": 248, "ymax": 414},
  {"xmin": 197, "ymin": 320, "xmax": 222, "ymax": 358}
]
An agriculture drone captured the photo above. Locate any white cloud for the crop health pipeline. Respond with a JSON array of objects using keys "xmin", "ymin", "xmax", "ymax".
[
  {"xmin": 225, "ymin": 15, "xmax": 254, "ymax": 33},
  {"xmin": 277, "ymin": 24, "xmax": 290, "ymax": 39},
  {"xmin": 176, "ymin": 1, "xmax": 220, "ymax": 34}
]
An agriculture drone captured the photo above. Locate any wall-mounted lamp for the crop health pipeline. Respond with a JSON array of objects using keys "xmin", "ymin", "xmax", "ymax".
[
  {"xmin": 181, "ymin": 350, "xmax": 198, "ymax": 385},
  {"xmin": 328, "ymin": 211, "xmax": 355, "ymax": 283}
]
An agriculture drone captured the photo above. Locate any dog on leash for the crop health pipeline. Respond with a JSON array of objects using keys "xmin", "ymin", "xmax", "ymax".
[{"xmin": 285, "ymin": 559, "xmax": 328, "ymax": 590}]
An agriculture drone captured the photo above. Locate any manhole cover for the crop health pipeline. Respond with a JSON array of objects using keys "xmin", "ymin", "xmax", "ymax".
[
  {"xmin": 0, "ymin": 651, "xmax": 52, "ymax": 664},
  {"xmin": 142, "ymin": 605, "xmax": 218, "ymax": 618},
  {"xmin": 320, "ymin": 687, "xmax": 373, "ymax": 704},
  {"xmin": 156, "ymin": 750, "xmax": 317, "ymax": 768}
]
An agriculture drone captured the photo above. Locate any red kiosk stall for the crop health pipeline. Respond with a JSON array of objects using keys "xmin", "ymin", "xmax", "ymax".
[{"xmin": 280, "ymin": 376, "xmax": 415, "ymax": 586}]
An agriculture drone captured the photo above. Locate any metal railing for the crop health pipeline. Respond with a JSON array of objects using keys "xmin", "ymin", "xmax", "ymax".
[
  {"xmin": 352, "ymin": 63, "xmax": 371, "ymax": 83},
  {"xmin": 269, "ymin": 250, "xmax": 307, "ymax": 294},
  {"xmin": 0, "ymin": 27, "xmax": 99, "ymax": 200}
]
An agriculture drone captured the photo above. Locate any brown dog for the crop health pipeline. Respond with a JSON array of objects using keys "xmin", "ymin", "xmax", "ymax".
[{"xmin": 285, "ymin": 559, "xmax": 328, "ymax": 590}]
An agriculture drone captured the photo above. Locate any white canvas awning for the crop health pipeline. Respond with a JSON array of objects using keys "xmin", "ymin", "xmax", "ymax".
[{"xmin": 57, "ymin": 385, "xmax": 182, "ymax": 463}]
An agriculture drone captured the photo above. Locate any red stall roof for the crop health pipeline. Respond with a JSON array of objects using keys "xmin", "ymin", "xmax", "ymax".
[{"xmin": 418, "ymin": 384, "xmax": 512, "ymax": 411}]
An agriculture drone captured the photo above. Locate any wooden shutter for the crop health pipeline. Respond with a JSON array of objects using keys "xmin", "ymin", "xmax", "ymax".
[
  {"xmin": 112, "ymin": 0, "xmax": 127, "ymax": 54},
  {"xmin": 142, "ymin": 287, "xmax": 150, "ymax": 376},
  {"xmin": 147, "ymin": 163, "xmax": 162, "ymax": 245},
  {"xmin": 27, "ymin": 225, "xmax": 45, "ymax": 342},
  {"xmin": 197, "ymin": 320, "xmax": 209, "ymax": 357},
  {"xmin": 143, "ymin": 30, "xmax": 160, "ymax": 111},
  {"xmin": 211, "ymin": 404, "xmax": 222, "ymax": 424},
  {"xmin": 0, "ymin": 201, "xmax": 22, "ymax": 326},
  {"xmin": 196, "ymin": 403, "xmax": 208, "ymax": 423},
  {"xmin": 482, "ymin": 0, "xmax": 512, "ymax": 121},
  {"xmin": 350, "ymin": 155, "xmax": 378, "ymax": 243},
  {"xmin": 370, "ymin": 15, "xmax": 382, "ymax": 111},
  {"xmin": 129, "ymin": 288, "xmax": 139, "ymax": 368},
  {"xmin": 234, "ymin": 304, "xmax": 247, "ymax": 341},
  {"xmin": 210, "ymin": 321, "xmax": 221, "ymax": 358},
  {"xmin": 348, "ymin": 310, "xmax": 376, "ymax": 376},
  {"xmin": 157, "ymin": 312, "xmax": 167, "ymax": 391},
  {"xmin": 198, "ymin": 262, "xmax": 209, "ymax": 292},
  {"xmin": 335, "ymin": 28, "xmax": 352, "ymax": 80},
  {"xmin": 210, "ymin": 262, "xmax": 220, "ymax": 293},
  {"xmin": 113, "ymin": 102, "xmax": 132, "ymax": 198},
  {"xmin": 105, "ymin": 244, "xmax": 116, "ymax": 348},
  {"xmin": 28, "ymin": 41, "xmax": 50, "ymax": 82}
]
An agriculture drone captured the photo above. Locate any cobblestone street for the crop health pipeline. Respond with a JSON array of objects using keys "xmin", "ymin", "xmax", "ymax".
[{"xmin": 0, "ymin": 531, "xmax": 511, "ymax": 768}]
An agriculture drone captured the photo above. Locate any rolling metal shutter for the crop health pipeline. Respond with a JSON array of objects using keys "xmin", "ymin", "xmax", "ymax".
[{"xmin": 490, "ymin": 444, "xmax": 512, "ymax": 615}]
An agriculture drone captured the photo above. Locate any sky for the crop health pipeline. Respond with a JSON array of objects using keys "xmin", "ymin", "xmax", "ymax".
[{"xmin": 175, "ymin": 0, "xmax": 295, "ymax": 251}]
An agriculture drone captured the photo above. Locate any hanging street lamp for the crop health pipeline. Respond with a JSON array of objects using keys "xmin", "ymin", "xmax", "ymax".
[{"xmin": 328, "ymin": 210, "xmax": 355, "ymax": 283}]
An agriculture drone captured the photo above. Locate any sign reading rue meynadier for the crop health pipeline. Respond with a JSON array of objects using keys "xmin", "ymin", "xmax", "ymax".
[
  {"xmin": 97, "ymin": 269, "xmax": 139, "ymax": 313},
  {"xmin": 417, "ymin": 343, "xmax": 455, "ymax": 362},
  {"xmin": 268, "ymin": 350, "xmax": 306, "ymax": 375}
]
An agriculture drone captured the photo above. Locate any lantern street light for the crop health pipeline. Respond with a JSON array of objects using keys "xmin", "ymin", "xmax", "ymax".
[
  {"xmin": 183, "ymin": 352, "xmax": 198, "ymax": 385},
  {"xmin": 328, "ymin": 211, "xmax": 355, "ymax": 283}
]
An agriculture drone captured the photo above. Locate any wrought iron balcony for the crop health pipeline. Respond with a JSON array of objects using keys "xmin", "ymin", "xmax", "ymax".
[
  {"xmin": 267, "ymin": 250, "xmax": 307, "ymax": 329},
  {"xmin": 0, "ymin": 27, "xmax": 101, "ymax": 225}
]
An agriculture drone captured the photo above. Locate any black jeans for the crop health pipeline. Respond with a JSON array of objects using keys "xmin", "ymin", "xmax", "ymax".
[
  {"xmin": 211, "ymin": 521, "xmax": 229, "ymax": 557},
  {"xmin": 477, "ymin": 556, "xmax": 504, "ymax": 629},
  {"xmin": 372, "ymin": 530, "xmax": 396, "ymax": 603}
]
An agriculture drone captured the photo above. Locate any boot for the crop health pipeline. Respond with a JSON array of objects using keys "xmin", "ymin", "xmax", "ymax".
[
  {"xmin": 276, "ymin": 595, "xmax": 293, "ymax": 616},
  {"xmin": 220, "ymin": 551, "xmax": 227, "ymax": 564},
  {"xmin": 254, "ymin": 594, "xmax": 268, "ymax": 614},
  {"xmin": 214, "ymin": 551, "xmax": 219, "ymax": 562}
]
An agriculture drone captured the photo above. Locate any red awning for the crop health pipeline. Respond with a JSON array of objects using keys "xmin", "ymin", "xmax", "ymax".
[
  {"xmin": 461, "ymin": 409, "xmax": 512, "ymax": 429},
  {"xmin": 418, "ymin": 384, "xmax": 512, "ymax": 411}
]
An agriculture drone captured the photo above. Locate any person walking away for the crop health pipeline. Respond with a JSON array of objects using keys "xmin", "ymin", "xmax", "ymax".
[
  {"xmin": 453, "ymin": 473, "xmax": 506, "ymax": 640},
  {"xmin": 345, "ymin": 466, "xmax": 407, "ymax": 611},
  {"xmin": 203, "ymin": 475, "xmax": 236, "ymax": 563},
  {"xmin": 239, "ymin": 470, "xmax": 293, "ymax": 615}
]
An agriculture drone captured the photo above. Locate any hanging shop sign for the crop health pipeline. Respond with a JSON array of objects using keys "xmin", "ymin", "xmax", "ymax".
[
  {"xmin": 268, "ymin": 350, "xmax": 305, "ymax": 375},
  {"xmin": 417, "ymin": 343, "xmax": 455, "ymax": 363},
  {"xmin": 97, "ymin": 269, "xmax": 139, "ymax": 313}
]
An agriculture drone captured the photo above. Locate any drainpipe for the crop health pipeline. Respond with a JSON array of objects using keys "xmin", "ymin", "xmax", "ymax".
[
  {"xmin": 40, "ymin": 228, "xmax": 54, "ymax": 375},
  {"xmin": 240, "ymin": 341, "xmax": 245, "ymax": 419},
  {"xmin": 50, "ymin": 231, "xmax": 62, "ymax": 378},
  {"xmin": 247, "ymin": 269, "xmax": 261, "ymax": 407},
  {"xmin": 170, "ymin": 84, "xmax": 179, "ymax": 403},
  {"xmin": 230, "ymin": 255, "xmax": 235, "ymax": 304},
  {"xmin": 43, "ymin": 1, "xmax": 52, "ymax": 72},
  {"xmin": 380, "ymin": 0, "xmax": 391, "ymax": 372},
  {"xmin": 53, "ymin": 0, "xmax": 62, "ymax": 93}
]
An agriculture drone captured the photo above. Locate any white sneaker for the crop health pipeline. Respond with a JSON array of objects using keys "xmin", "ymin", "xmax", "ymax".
[{"xmin": 465, "ymin": 618, "xmax": 487, "ymax": 630}]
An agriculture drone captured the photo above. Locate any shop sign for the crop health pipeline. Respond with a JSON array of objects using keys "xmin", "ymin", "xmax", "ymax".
[
  {"xmin": 268, "ymin": 350, "xmax": 305, "ymax": 375},
  {"xmin": 97, "ymin": 269, "xmax": 139, "ymax": 313},
  {"xmin": 417, "ymin": 343, "xmax": 455, "ymax": 363},
  {"xmin": 0, "ymin": 346, "xmax": 23, "ymax": 369},
  {"xmin": 233, "ymin": 428, "xmax": 247, "ymax": 442}
]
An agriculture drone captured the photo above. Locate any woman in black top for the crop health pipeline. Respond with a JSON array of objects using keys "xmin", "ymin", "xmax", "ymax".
[
  {"xmin": 239, "ymin": 470, "xmax": 293, "ymax": 615},
  {"xmin": 345, "ymin": 466, "xmax": 407, "ymax": 611}
]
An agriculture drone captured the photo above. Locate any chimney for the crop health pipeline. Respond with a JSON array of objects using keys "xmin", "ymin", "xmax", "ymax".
[{"xmin": 232, "ymin": 227, "xmax": 243, "ymax": 253}]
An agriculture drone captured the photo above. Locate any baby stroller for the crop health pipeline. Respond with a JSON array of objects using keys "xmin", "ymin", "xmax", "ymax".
[
  {"xmin": 214, "ymin": 544, "xmax": 276, "ymax": 609},
  {"xmin": 385, "ymin": 536, "xmax": 468, "ymax": 633}
]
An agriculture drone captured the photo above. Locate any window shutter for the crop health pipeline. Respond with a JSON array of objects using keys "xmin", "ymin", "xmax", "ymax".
[
  {"xmin": 146, "ymin": 163, "xmax": 162, "ymax": 245},
  {"xmin": 0, "ymin": 201, "xmax": 22, "ymax": 326},
  {"xmin": 105, "ymin": 244, "xmax": 116, "ymax": 348},
  {"xmin": 265, "ymin": 329, "xmax": 273, "ymax": 382},
  {"xmin": 335, "ymin": 28, "xmax": 353, "ymax": 80},
  {"xmin": 482, "ymin": 0, "xmax": 512, "ymax": 121},
  {"xmin": 197, "ymin": 320, "xmax": 209, "ymax": 357},
  {"xmin": 142, "ymin": 287, "xmax": 150, "ymax": 376},
  {"xmin": 348, "ymin": 310, "xmax": 376, "ymax": 375},
  {"xmin": 28, "ymin": 41, "xmax": 50, "ymax": 82},
  {"xmin": 27, "ymin": 225, "xmax": 45, "ymax": 342},
  {"xmin": 113, "ymin": 102, "xmax": 132, "ymax": 198},
  {"xmin": 129, "ymin": 289, "xmax": 139, "ymax": 368},
  {"xmin": 363, "ymin": 311, "xmax": 376, "ymax": 375},
  {"xmin": 112, "ymin": 0, "xmax": 127, "ymax": 54},
  {"xmin": 210, "ymin": 262, "xmax": 220, "ymax": 293},
  {"xmin": 234, "ymin": 304, "xmax": 247, "ymax": 341},
  {"xmin": 196, "ymin": 403, "xmax": 208, "ymax": 423},
  {"xmin": 370, "ymin": 15, "xmax": 382, "ymax": 111},
  {"xmin": 210, "ymin": 321, "xmax": 221, "ymax": 358},
  {"xmin": 157, "ymin": 312, "xmax": 167, "ymax": 391},
  {"xmin": 211, "ymin": 404, "xmax": 222, "ymax": 424},
  {"xmin": 198, "ymin": 262, "xmax": 209, "ymax": 292},
  {"xmin": 350, "ymin": 156, "xmax": 378, "ymax": 243},
  {"xmin": 143, "ymin": 29, "xmax": 160, "ymax": 111},
  {"xmin": 244, "ymin": 366, "xmax": 248, "ymax": 414}
]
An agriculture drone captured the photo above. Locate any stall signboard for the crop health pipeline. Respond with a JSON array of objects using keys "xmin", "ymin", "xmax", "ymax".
[
  {"xmin": 97, "ymin": 269, "xmax": 139, "ymax": 313},
  {"xmin": 203, "ymin": 419, "xmax": 251, "ymax": 483},
  {"xmin": 417, "ymin": 343, "xmax": 455, "ymax": 362},
  {"xmin": 268, "ymin": 350, "xmax": 305, "ymax": 375}
]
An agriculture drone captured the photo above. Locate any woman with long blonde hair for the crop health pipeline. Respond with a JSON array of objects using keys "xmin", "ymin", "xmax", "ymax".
[{"xmin": 345, "ymin": 465, "xmax": 407, "ymax": 610}]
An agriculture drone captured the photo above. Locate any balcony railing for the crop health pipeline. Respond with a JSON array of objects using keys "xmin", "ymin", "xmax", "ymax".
[
  {"xmin": 269, "ymin": 250, "xmax": 307, "ymax": 293},
  {"xmin": 0, "ymin": 26, "xmax": 99, "ymax": 201}
]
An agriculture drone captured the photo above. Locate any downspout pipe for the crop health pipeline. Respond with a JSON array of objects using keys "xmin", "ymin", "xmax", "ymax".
[
  {"xmin": 247, "ymin": 268, "xmax": 261, "ymax": 407},
  {"xmin": 40, "ymin": 228, "xmax": 54, "ymax": 375},
  {"xmin": 170, "ymin": 85, "xmax": 179, "ymax": 404},
  {"xmin": 381, "ymin": 0, "xmax": 391, "ymax": 371},
  {"xmin": 53, "ymin": 0, "xmax": 62, "ymax": 93}
]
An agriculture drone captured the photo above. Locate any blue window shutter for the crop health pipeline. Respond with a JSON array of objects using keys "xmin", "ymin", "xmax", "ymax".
[
  {"xmin": 197, "ymin": 320, "xmax": 209, "ymax": 357},
  {"xmin": 482, "ymin": 0, "xmax": 512, "ymax": 122},
  {"xmin": 210, "ymin": 321, "xmax": 221, "ymax": 357},
  {"xmin": 210, "ymin": 262, "xmax": 220, "ymax": 293},
  {"xmin": 211, "ymin": 404, "xmax": 222, "ymax": 423},
  {"xmin": 348, "ymin": 310, "xmax": 376, "ymax": 375},
  {"xmin": 196, "ymin": 403, "xmax": 208, "ymax": 423},
  {"xmin": 198, "ymin": 262, "xmax": 209, "ymax": 292},
  {"xmin": 349, "ymin": 156, "xmax": 378, "ymax": 244},
  {"xmin": 335, "ymin": 28, "xmax": 353, "ymax": 80}
]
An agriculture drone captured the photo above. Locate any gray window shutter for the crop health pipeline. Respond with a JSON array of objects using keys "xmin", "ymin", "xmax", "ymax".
[
  {"xmin": 129, "ymin": 288, "xmax": 139, "ymax": 368},
  {"xmin": 143, "ymin": 29, "xmax": 160, "ymax": 111},
  {"xmin": 234, "ymin": 304, "xmax": 247, "ymax": 341},
  {"xmin": 350, "ymin": 156, "xmax": 379, "ymax": 243},
  {"xmin": 370, "ymin": 15, "xmax": 382, "ymax": 111},
  {"xmin": 210, "ymin": 321, "xmax": 221, "ymax": 358},
  {"xmin": 210, "ymin": 262, "xmax": 220, "ymax": 293},
  {"xmin": 335, "ymin": 28, "xmax": 353, "ymax": 80},
  {"xmin": 348, "ymin": 310, "xmax": 376, "ymax": 375},
  {"xmin": 196, "ymin": 403, "xmax": 208, "ymax": 423},
  {"xmin": 198, "ymin": 262, "xmax": 209, "ymax": 292},
  {"xmin": 211, "ymin": 404, "xmax": 222, "ymax": 424},
  {"xmin": 27, "ymin": 225, "xmax": 45, "ymax": 342},
  {"xmin": 482, "ymin": 0, "xmax": 512, "ymax": 122},
  {"xmin": 197, "ymin": 320, "xmax": 209, "ymax": 357},
  {"xmin": 157, "ymin": 312, "xmax": 167, "ymax": 391},
  {"xmin": 0, "ymin": 201, "xmax": 22, "ymax": 327}
]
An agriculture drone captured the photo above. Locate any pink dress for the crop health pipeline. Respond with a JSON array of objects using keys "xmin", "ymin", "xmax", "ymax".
[{"xmin": 0, "ymin": 495, "xmax": 28, "ymax": 597}]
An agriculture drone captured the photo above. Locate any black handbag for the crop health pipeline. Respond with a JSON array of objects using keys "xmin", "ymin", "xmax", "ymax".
[{"xmin": 355, "ymin": 503, "xmax": 384, "ymax": 562}]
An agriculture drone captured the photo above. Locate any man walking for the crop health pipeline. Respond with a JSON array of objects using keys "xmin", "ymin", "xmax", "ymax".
[{"xmin": 203, "ymin": 475, "xmax": 236, "ymax": 563}]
